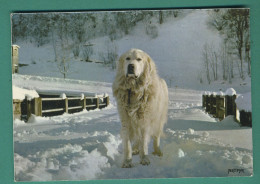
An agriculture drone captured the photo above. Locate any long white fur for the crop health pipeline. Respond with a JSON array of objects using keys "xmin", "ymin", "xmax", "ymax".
[{"xmin": 112, "ymin": 49, "xmax": 168, "ymax": 168}]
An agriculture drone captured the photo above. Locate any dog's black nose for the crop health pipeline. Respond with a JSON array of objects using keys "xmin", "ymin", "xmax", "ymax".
[{"xmin": 127, "ymin": 64, "xmax": 135, "ymax": 74}]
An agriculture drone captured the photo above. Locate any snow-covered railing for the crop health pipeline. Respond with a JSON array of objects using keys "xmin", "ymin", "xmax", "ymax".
[
  {"xmin": 202, "ymin": 88, "xmax": 252, "ymax": 127},
  {"xmin": 13, "ymin": 93, "xmax": 109, "ymax": 121}
]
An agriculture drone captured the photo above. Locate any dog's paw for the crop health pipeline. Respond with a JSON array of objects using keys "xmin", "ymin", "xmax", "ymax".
[
  {"xmin": 152, "ymin": 149, "xmax": 163, "ymax": 157},
  {"xmin": 122, "ymin": 159, "xmax": 133, "ymax": 168},
  {"xmin": 140, "ymin": 156, "xmax": 150, "ymax": 165}
]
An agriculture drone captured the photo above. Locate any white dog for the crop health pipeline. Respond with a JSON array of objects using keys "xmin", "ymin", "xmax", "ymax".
[{"xmin": 112, "ymin": 49, "xmax": 168, "ymax": 168}]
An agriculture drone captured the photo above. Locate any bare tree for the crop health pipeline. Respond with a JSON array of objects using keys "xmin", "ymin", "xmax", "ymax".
[
  {"xmin": 82, "ymin": 44, "xmax": 94, "ymax": 62},
  {"xmin": 99, "ymin": 41, "xmax": 118, "ymax": 69},
  {"xmin": 202, "ymin": 43, "xmax": 220, "ymax": 83},
  {"xmin": 50, "ymin": 14, "xmax": 72, "ymax": 79},
  {"xmin": 208, "ymin": 9, "xmax": 250, "ymax": 80},
  {"xmin": 220, "ymin": 42, "xmax": 228, "ymax": 80},
  {"xmin": 202, "ymin": 43, "xmax": 211, "ymax": 84}
]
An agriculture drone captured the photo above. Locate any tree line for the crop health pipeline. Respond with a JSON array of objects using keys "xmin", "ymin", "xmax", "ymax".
[
  {"xmin": 12, "ymin": 10, "xmax": 182, "ymax": 78},
  {"xmin": 201, "ymin": 9, "xmax": 250, "ymax": 84}
]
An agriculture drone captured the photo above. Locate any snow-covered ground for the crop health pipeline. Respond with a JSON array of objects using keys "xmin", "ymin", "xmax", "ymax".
[{"xmin": 13, "ymin": 75, "xmax": 252, "ymax": 181}]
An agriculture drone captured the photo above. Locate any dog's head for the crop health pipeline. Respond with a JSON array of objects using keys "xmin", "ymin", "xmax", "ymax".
[
  {"xmin": 118, "ymin": 49, "xmax": 153, "ymax": 79},
  {"xmin": 113, "ymin": 49, "xmax": 156, "ymax": 93}
]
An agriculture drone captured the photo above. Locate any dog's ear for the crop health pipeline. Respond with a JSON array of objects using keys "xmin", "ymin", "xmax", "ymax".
[
  {"xmin": 116, "ymin": 53, "xmax": 126, "ymax": 75},
  {"xmin": 146, "ymin": 54, "xmax": 155, "ymax": 75}
]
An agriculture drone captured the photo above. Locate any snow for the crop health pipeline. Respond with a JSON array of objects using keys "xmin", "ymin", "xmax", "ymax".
[
  {"xmin": 217, "ymin": 91, "xmax": 225, "ymax": 96},
  {"xmin": 13, "ymin": 85, "xmax": 39, "ymax": 100},
  {"xmin": 12, "ymin": 9, "xmax": 252, "ymax": 181},
  {"xmin": 13, "ymin": 75, "xmax": 253, "ymax": 181},
  {"xmin": 60, "ymin": 93, "xmax": 66, "ymax": 99},
  {"xmin": 225, "ymin": 88, "xmax": 237, "ymax": 96},
  {"xmin": 236, "ymin": 92, "xmax": 252, "ymax": 112},
  {"xmin": 12, "ymin": 74, "xmax": 113, "ymax": 103}
]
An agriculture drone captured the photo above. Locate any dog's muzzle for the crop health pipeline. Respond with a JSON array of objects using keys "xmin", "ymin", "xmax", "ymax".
[{"xmin": 127, "ymin": 64, "xmax": 135, "ymax": 75}]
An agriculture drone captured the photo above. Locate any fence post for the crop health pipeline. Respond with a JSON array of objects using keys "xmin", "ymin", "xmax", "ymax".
[
  {"xmin": 205, "ymin": 95, "xmax": 210, "ymax": 113},
  {"xmin": 13, "ymin": 99, "xmax": 22, "ymax": 120},
  {"xmin": 25, "ymin": 97, "xmax": 32, "ymax": 121},
  {"xmin": 232, "ymin": 94, "xmax": 239, "ymax": 121},
  {"xmin": 225, "ymin": 95, "xmax": 230, "ymax": 117},
  {"xmin": 209, "ymin": 94, "xmax": 214, "ymax": 115},
  {"xmin": 83, "ymin": 97, "xmax": 86, "ymax": 110},
  {"xmin": 240, "ymin": 111, "xmax": 252, "ymax": 127},
  {"xmin": 65, "ymin": 98, "xmax": 68, "ymax": 113},
  {"xmin": 202, "ymin": 95, "xmax": 206, "ymax": 108},
  {"xmin": 105, "ymin": 96, "xmax": 109, "ymax": 107},
  {"xmin": 96, "ymin": 97, "xmax": 99, "ymax": 109},
  {"xmin": 32, "ymin": 97, "xmax": 42, "ymax": 116},
  {"xmin": 216, "ymin": 95, "xmax": 220, "ymax": 119}
]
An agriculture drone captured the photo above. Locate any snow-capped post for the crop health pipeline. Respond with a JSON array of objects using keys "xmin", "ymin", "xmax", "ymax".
[
  {"xmin": 225, "ymin": 88, "xmax": 239, "ymax": 121},
  {"xmin": 236, "ymin": 92, "xmax": 252, "ymax": 127}
]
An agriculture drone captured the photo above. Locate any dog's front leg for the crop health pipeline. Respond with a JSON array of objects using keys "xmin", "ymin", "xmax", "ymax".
[
  {"xmin": 121, "ymin": 125, "xmax": 133, "ymax": 168},
  {"xmin": 139, "ymin": 130, "xmax": 150, "ymax": 165},
  {"xmin": 152, "ymin": 136, "xmax": 163, "ymax": 156}
]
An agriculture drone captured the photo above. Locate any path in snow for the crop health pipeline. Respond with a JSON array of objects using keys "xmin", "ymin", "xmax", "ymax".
[{"xmin": 13, "ymin": 88, "xmax": 253, "ymax": 181}]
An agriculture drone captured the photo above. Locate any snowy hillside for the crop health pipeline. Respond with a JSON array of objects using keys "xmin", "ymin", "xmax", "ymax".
[
  {"xmin": 13, "ymin": 10, "xmax": 251, "ymax": 92},
  {"xmin": 13, "ymin": 75, "xmax": 252, "ymax": 181}
]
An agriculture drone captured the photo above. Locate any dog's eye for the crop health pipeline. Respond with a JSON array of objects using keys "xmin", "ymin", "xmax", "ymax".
[
  {"xmin": 137, "ymin": 58, "xmax": 142, "ymax": 62},
  {"xmin": 126, "ymin": 57, "xmax": 131, "ymax": 61}
]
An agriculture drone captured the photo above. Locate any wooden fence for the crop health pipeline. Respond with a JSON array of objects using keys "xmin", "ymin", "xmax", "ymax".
[
  {"xmin": 13, "ymin": 95, "xmax": 109, "ymax": 121},
  {"xmin": 202, "ymin": 93, "xmax": 252, "ymax": 127}
]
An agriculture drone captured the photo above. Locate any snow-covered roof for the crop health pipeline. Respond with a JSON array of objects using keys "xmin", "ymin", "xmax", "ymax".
[
  {"xmin": 36, "ymin": 89, "xmax": 97, "ymax": 97},
  {"xmin": 13, "ymin": 85, "xmax": 39, "ymax": 100}
]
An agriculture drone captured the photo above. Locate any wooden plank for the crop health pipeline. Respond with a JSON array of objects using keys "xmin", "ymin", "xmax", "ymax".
[
  {"xmin": 219, "ymin": 107, "xmax": 225, "ymax": 111},
  {"xmin": 85, "ymin": 97, "xmax": 97, "ymax": 99},
  {"xmin": 42, "ymin": 108, "xmax": 64, "ymax": 113},
  {"xmin": 67, "ymin": 97, "xmax": 82, "ymax": 100},
  {"xmin": 42, "ymin": 98, "xmax": 64, "ymax": 101},
  {"xmin": 68, "ymin": 106, "xmax": 83, "ymax": 110}
]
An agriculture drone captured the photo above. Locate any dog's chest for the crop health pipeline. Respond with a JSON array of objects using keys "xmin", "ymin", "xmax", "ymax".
[{"xmin": 120, "ymin": 89, "xmax": 148, "ymax": 117}]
